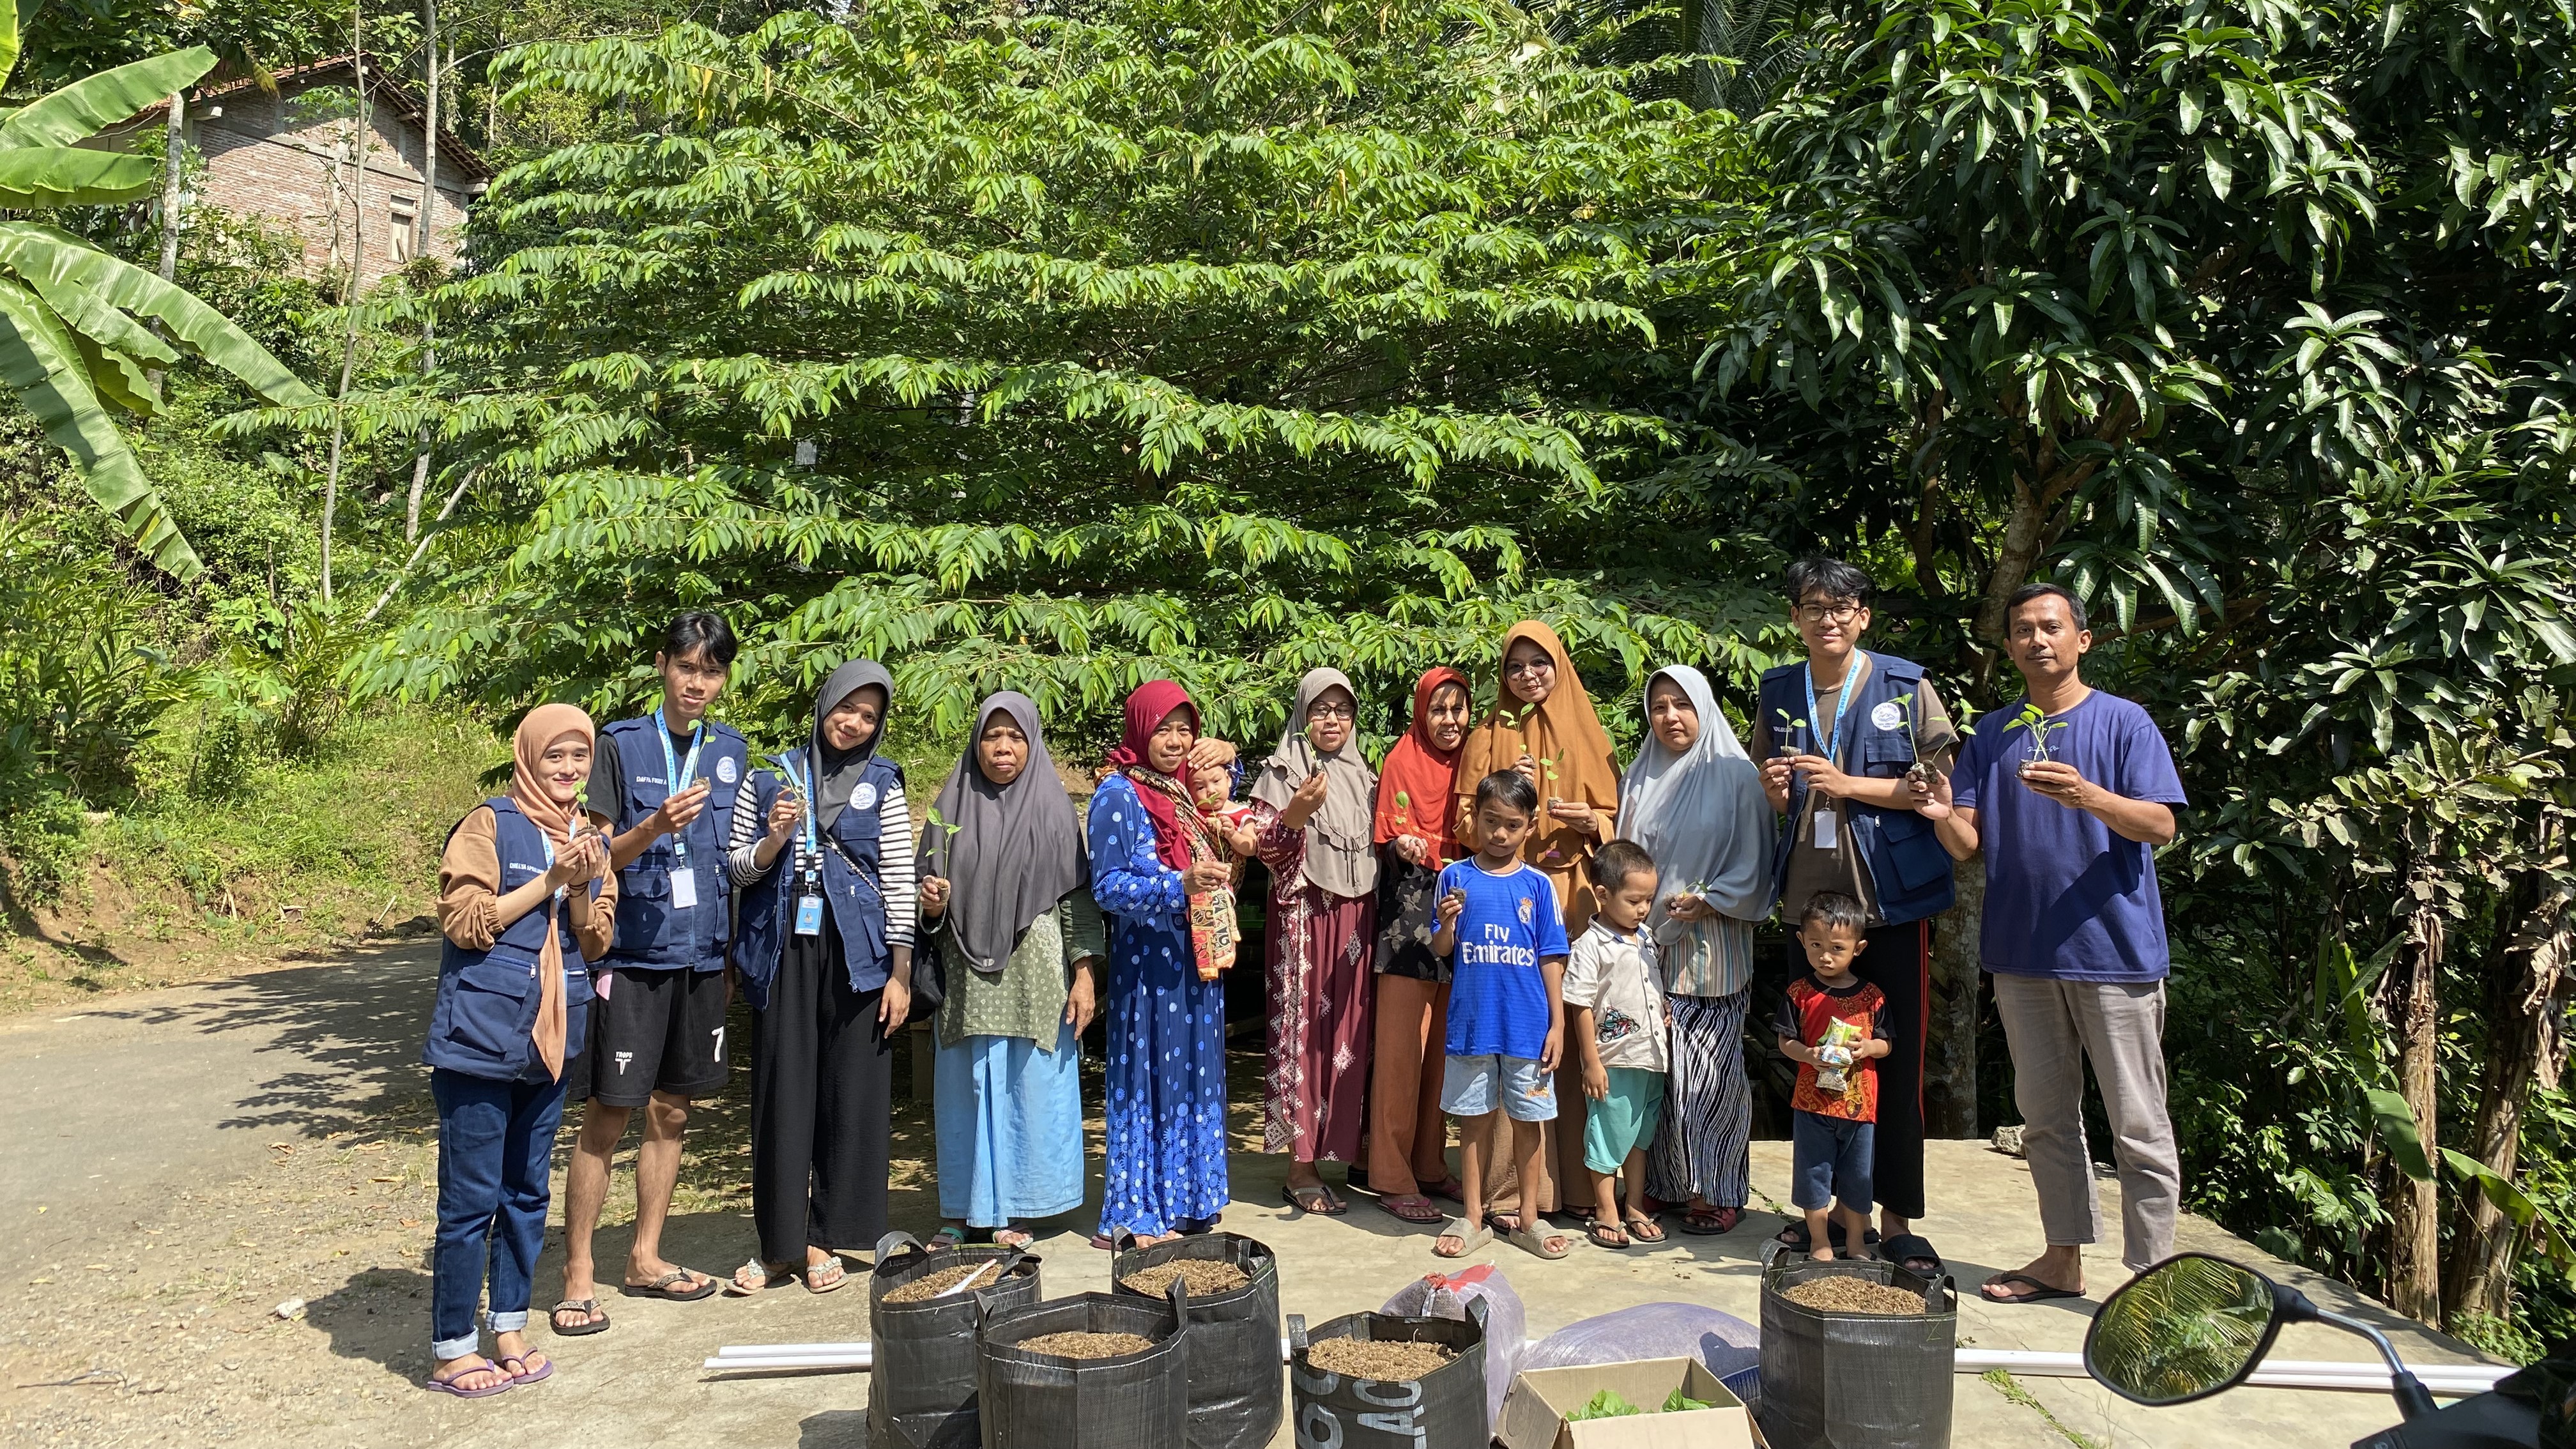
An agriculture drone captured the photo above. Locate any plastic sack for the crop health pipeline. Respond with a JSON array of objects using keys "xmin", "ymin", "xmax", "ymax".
[
  {"xmin": 1758, "ymin": 1246, "xmax": 1956, "ymax": 1449},
  {"xmin": 1522, "ymin": 1301, "xmax": 1762, "ymax": 1411},
  {"xmin": 977, "ymin": 1282, "xmax": 1192, "ymax": 1448},
  {"xmin": 1110, "ymin": 1230, "xmax": 1282, "ymax": 1449},
  {"xmin": 869, "ymin": 1230, "xmax": 1045, "ymax": 1449},
  {"xmin": 1288, "ymin": 1298, "xmax": 1490, "ymax": 1449},
  {"xmin": 1379, "ymin": 1262, "xmax": 1526, "ymax": 1425}
]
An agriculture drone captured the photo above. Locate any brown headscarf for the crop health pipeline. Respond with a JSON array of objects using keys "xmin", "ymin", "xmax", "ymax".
[
  {"xmin": 1454, "ymin": 621, "xmax": 1622, "ymax": 924},
  {"xmin": 512, "ymin": 702, "xmax": 595, "ymax": 1080}
]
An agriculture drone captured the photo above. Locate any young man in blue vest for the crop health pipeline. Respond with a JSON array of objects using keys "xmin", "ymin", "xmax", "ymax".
[
  {"xmin": 550, "ymin": 613, "xmax": 747, "ymax": 1334},
  {"xmin": 1931, "ymin": 583, "xmax": 2186, "ymax": 1305},
  {"xmin": 1755, "ymin": 557, "xmax": 1958, "ymax": 1277}
]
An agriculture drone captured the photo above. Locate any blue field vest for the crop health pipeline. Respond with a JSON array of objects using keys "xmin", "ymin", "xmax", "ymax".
[
  {"xmin": 735, "ymin": 747, "xmax": 900, "ymax": 1009},
  {"xmin": 601, "ymin": 715, "xmax": 748, "ymax": 972},
  {"xmin": 422, "ymin": 798, "xmax": 602, "ymax": 1078},
  {"xmin": 1758, "ymin": 650, "xmax": 1956, "ymax": 926}
]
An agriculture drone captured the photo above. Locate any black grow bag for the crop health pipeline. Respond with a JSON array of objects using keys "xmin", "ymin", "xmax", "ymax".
[
  {"xmin": 1758, "ymin": 1246, "xmax": 1958, "ymax": 1449},
  {"xmin": 976, "ymin": 1282, "xmax": 1192, "ymax": 1448},
  {"xmin": 869, "ymin": 1230, "xmax": 1045, "ymax": 1449},
  {"xmin": 1111, "ymin": 1229, "xmax": 1282, "ymax": 1449},
  {"xmin": 1287, "ymin": 1298, "xmax": 1489, "ymax": 1449}
]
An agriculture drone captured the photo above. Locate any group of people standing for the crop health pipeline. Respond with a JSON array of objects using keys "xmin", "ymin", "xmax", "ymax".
[{"xmin": 415, "ymin": 556, "xmax": 2194, "ymax": 1397}]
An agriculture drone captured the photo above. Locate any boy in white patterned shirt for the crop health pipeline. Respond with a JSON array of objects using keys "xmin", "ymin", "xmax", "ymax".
[{"xmin": 1562, "ymin": 839, "xmax": 1670, "ymax": 1249}]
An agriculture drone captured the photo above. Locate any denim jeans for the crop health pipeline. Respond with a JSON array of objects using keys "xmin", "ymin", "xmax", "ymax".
[{"xmin": 430, "ymin": 1067, "xmax": 567, "ymax": 1360}]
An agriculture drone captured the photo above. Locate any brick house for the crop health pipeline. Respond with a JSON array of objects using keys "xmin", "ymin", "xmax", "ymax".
[{"xmin": 140, "ymin": 56, "xmax": 493, "ymax": 291}]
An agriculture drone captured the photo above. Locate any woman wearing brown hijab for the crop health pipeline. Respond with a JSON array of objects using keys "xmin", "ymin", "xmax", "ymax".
[
  {"xmin": 424, "ymin": 704, "xmax": 616, "ymax": 1395},
  {"xmin": 1452, "ymin": 620, "xmax": 1622, "ymax": 1215}
]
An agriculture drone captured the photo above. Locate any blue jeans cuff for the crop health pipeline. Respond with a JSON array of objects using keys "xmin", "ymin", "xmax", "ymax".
[
  {"xmin": 433, "ymin": 1331, "xmax": 481, "ymax": 1361},
  {"xmin": 487, "ymin": 1310, "xmax": 529, "ymax": 1335}
]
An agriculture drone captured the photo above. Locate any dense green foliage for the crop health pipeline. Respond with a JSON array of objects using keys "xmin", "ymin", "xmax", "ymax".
[{"xmin": 13, "ymin": 0, "xmax": 2575, "ymax": 1346}]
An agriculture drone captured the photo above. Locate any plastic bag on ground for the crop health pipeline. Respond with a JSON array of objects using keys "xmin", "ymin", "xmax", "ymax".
[
  {"xmin": 1522, "ymin": 1301, "xmax": 1762, "ymax": 1412},
  {"xmin": 1379, "ymin": 1262, "xmax": 1526, "ymax": 1425}
]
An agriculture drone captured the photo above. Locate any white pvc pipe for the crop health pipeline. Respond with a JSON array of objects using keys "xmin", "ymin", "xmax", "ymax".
[{"xmin": 1958, "ymin": 1349, "xmax": 2510, "ymax": 1397}]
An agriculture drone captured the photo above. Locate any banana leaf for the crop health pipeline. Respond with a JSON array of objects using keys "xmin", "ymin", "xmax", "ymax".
[{"xmin": 0, "ymin": 47, "xmax": 216, "ymax": 147}]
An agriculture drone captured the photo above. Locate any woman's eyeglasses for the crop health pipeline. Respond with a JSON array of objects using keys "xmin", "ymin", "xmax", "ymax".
[
  {"xmin": 1504, "ymin": 658, "xmax": 1556, "ymax": 677},
  {"xmin": 1307, "ymin": 702, "xmax": 1356, "ymax": 721}
]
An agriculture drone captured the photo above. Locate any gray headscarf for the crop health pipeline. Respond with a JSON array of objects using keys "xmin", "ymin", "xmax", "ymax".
[
  {"xmin": 1617, "ymin": 664, "xmax": 1771, "ymax": 923},
  {"xmin": 810, "ymin": 658, "xmax": 893, "ymax": 830},
  {"xmin": 1252, "ymin": 667, "xmax": 1379, "ymax": 898},
  {"xmin": 920, "ymin": 693, "xmax": 1087, "ymax": 974}
]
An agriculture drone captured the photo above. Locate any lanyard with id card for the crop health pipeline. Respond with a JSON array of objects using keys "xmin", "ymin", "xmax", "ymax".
[
  {"xmin": 778, "ymin": 753, "xmax": 825, "ymax": 937},
  {"xmin": 656, "ymin": 707, "xmax": 706, "ymax": 909},
  {"xmin": 1804, "ymin": 664, "xmax": 1857, "ymax": 851}
]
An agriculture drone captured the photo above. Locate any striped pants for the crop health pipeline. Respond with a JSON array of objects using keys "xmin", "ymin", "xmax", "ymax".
[{"xmin": 1645, "ymin": 989, "xmax": 1754, "ymax": 1209}]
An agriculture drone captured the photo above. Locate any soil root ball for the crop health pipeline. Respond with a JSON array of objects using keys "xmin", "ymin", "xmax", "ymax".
[
  {"xmin": 1780, "ymin": 1275, "xmax": 1927, "ymax": 1315},
  {"xmin": 1303, "ymin": 1337, "xmax": 1456, "ymax": 1381}
]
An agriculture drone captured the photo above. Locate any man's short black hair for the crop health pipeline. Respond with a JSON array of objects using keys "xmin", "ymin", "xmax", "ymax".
[
  {"xmin": 1588, "ymin": 838, "xmax": 1657, "ymax": 891},
  {"xmin": 1472, "ymin": 769, "xmax": 1540, "ymax": 819},
  {"xmin": 661, "ymin": 610, "xmax": 740, "ymax": 668},
  {"xmin": 2005, "ymin": 583, "xmax": 2089, "ymax": 634},
  {"xmin": 1784, "ymin": 557, "xmax": 1874, "ymax": 608},
  {"xmin": 1798, "ymin": 891, "xmax": 1867, "ymax": 936}
]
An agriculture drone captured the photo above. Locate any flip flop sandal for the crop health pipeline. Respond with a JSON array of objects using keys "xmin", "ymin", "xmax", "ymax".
[
  {"xmin": 1883, "ymin": 1234, "xmax": 1944, "ymax": 1276},
  {"xmin": 1377, "ymin": 1193, "xmax": 1446, "ymax": 1225},
  {"xmin": 1678, "ymin": 1207, "xmax": 1738, "ymax": 1236},
  {"xmin": 926, "ymin": 1225, "xmax": 971, "ymax": 1249},
  {"xmin": 1420, "ymin": 1177, "xmax": 1466, "ymax": 1204},
  {"xmin": 424, "ymin": 1356, "xmax": 512, "ymax": 1398},
  {"xmin": 1981, "ymin": 1272, "xmax": 2084, "ymax": 1305},
  {"xmin": 548, "ymin": 1298, "xmax": 611, "ymax": 1337},
  {"xmin": 1431, "ymin": 1216, "xmax": 1492, "ymax": 1259},
  {"xmin": 1282, "ymin": 1184, "xmax": 1348, "ymax": 1216},
  {"xmin": 723, "ymin": 1259, "xmax": 798, "ymax": 1296},
  {"xmin": 1774, "ymin": 1222, "xmax": 1813, "ymax": 1252},
  {"xmin": 497, "ymin": 1352, "xmax": 553, "ymax": 1386},
  {"xmin": 1624, "ymin": 1213, "xmax": 1668, "ymax": 1245},
  {"xmin": 621, "ymin": 1267, "xmax": 719, "ymax": 1301},
  {"xmin": 804, "ymin": 1255, "xmax": 848, "ymax": 1293},
  {"xmin": 1586, "ymin": 1220, "xmax": 1634, "ymax": 1250},
  {"xmin": 991, "ymin": 1227, "xmax": 1036, "ymax": 1249}
]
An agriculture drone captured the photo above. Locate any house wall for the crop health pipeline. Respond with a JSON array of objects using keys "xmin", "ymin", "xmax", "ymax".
[{"xmin": 192, "ymin": 77, "xmax": 477, "ymax": 291}]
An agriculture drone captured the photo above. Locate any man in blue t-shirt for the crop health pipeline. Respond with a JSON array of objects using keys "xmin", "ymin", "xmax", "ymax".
[{"xmin": 1931, "ymin": 584, "xmax": 2188, "ymax": 1305}]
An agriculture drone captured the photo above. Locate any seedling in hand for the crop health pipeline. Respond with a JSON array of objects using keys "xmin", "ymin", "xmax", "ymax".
[
  {"xmin": 2004, "ymin": 701, "xmax": 2070, "ymax": 778},
  {"xmin": 923, "ymin": 804, "xmax": 965, "ymax": 874},
  {"xmin": 1774, "ymin": 707, "xmax": 1809, "ymax": 758},
  {"xmin": 1886, "ymin": 691, "xmax": 1933, "ymax": 790}
]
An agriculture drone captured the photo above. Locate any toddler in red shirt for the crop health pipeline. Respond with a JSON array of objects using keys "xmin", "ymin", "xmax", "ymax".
[{"xmin": 1772, "ymin": 891, "xmax": 1891, "ymax": 1262}]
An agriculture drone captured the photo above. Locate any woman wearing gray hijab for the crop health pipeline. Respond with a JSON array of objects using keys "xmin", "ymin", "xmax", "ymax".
[
  {"xmin": 722, "ymin": 660, "xmax": 919, "ymax": 1294},
  {"xmin": 1250, "ymin": 666, "xmax": 1379, "ymax": 1215},
  {"xmin": 916, "ymin": 693, "xmax": 1103, "ymax": 1249},
  {"xmin": 1616, "ymin": 664, "xmax": 1770, "ymax": 1236}
]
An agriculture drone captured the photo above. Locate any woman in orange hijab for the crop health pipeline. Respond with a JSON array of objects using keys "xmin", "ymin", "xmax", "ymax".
[
  {"xmin": 423, "ymin": 705, "xmax": 617, "ymax": 1396},
  {"xmin": 1452, "ymin": 620, "xmax": 1623, "ymax": 1215}
]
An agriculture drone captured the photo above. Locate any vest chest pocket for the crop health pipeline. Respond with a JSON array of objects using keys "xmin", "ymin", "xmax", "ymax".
[
  {"xmin": 440, "ymin": 958, "xmax": 539, "ymax": 1062},
  {"xmin": 1857, "ymin": 730, "xmax": 1922, "ymax": 779}
]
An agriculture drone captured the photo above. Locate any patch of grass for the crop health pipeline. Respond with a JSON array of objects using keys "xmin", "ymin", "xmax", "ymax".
[{"xmin": 1982, "ymin": 1368, "xmax": 2110, "ymax": 1449}]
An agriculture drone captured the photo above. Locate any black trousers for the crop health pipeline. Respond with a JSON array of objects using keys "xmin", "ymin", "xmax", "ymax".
[
  {"xmin": 751, "ymin": 919, "xmax": 892, "ymax": 1262},
  {"xmin": 1855, "ymin": 918, "xmax": 1930, "ymax": 1221}
]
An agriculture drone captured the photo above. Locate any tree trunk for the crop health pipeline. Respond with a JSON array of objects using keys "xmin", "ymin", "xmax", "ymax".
[
  {"xmin": 2444, "ymin": 857, "xmax": 2573, "ymax": 1323},
  {"xmin": 156, "ymin": 92, "xmax": 184, "ymax": 283},
  {"xmin": 2387, "ymin": 874, "xmax": 2448, "ymax": 1325},
  {"xmin": 405, "ymin": 4, "xmax": 441, "ymax": 544},
  {"xmin": 319, "ymin": 30, "xmax": 372, "ymax": 603},
  {"xmin": 1924, "ymin": 854, "xmax": 1984, "ymax": 1137}
]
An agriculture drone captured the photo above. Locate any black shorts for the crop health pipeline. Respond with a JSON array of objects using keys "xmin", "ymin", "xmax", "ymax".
[{"xmin": 566, "ymin": 965, "xmax": 732, "ymax": 1107}]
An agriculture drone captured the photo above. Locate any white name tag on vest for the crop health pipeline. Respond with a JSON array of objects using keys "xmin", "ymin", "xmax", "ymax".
[
  {"xmin": 1812, "ymin": 808, "xmax": 1839, "ymax": 851},
  {"xmin": 670, "ymin": 866, "xmax": 699, "ymax": 910},
  {"xmin": 795, "ymin": 894, "xmax": 824, "ymax": 936}
]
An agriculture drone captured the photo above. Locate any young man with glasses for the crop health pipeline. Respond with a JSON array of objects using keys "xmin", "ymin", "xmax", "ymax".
[{"xmin": 1752, "ymin": 558, "xmax": 1959, "ymax": 1276}]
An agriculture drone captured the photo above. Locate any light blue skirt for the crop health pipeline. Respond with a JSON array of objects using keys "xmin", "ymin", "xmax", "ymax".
[{"xmin": 933, "ymin": 1022, "xmax": 1087, "ymax": 1228}]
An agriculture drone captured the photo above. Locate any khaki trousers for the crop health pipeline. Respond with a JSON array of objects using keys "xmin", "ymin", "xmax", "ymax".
[{"xmin": 1991, "ymin": 973, "xmax": 2181, "ymax": 1271}]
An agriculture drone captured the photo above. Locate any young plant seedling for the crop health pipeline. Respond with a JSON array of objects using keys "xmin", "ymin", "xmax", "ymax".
[
  {"xmin": 2004, "ymin": 701, "xmax": 2070, "ymax": 776},
  {"xmin": 1773, "ymin": 707, "xmax": 1810, "ymax": 759},
  {"xmin": 1885, "ymin": 690, "xmax": 1934, "ymax": 790},
  {"xmin": 923, "ymin": 804, "xmax": 965, "ymax": 873}
]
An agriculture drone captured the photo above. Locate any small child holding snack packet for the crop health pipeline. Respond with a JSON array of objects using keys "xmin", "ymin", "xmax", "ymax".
[
  {"xmin": 1772, "ymin": 891, "xmax": 1890, "ymax": 1262},
  {"xmin": 1193, "ymin": 758, "xmax": 1261, "ymax": 864}
]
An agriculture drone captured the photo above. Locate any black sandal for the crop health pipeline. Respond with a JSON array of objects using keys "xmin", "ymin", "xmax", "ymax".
[
  {"xmin": 549, "ymin": 1298, "xmax": 610, "ymax": 1336},
  {"xmin": 1883, "ymin": 1233, "xmax": 1943, "ymax": 1276}
]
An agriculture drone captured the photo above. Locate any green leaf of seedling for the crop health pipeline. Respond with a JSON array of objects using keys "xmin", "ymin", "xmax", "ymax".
[
  {"xmin": 1662, "ymin": 1390, "xmax": 1714, "ymax": 1413},
  {"xmin": 1394, "ymin": 790, "xmax": 1409, "ymax": 808}
]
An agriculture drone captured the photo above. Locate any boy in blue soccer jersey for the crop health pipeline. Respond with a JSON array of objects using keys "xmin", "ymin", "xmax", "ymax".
[{"xmin": 1429, "ymin": 770, "xmax": 1575, "ymax": 1261}]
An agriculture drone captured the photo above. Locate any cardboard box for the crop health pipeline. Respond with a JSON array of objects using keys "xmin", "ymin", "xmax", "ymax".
[{"xmin": 1496, "ymin": 1357, "xmax": 1769, "ymax": 1449}]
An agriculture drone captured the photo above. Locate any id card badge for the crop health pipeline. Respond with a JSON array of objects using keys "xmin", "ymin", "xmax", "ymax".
[
  {"xmin": 670, "ymin": 866, "xmax": 699, "ymax": 911},
  {"xmin": 1812, "ymin": 808, "xmax": 1839, "ymax": 850},
  {"xmin": 794, "ymin": 894, "xmax": 825, "ymax": 937}
]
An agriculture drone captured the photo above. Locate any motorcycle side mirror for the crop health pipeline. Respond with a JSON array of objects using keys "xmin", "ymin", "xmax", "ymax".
[
  {"xmin": 2087, "ymin": 1253, "xmax": 2440, "ymax": 1422},
  {"xmin": 2085, "ymin": 1253, "xmax": 2286, "ymax": 1407}
]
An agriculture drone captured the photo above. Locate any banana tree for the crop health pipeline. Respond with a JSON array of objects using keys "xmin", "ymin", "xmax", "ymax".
[{"xmin": 0, "ymin": 0, "xmax": 321, "ymax": 579}]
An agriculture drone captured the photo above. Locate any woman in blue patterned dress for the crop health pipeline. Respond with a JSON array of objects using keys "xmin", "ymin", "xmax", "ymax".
[{"xmin": 1089, "ymin": 679, "xmax": 1239, "ymax": 1246}]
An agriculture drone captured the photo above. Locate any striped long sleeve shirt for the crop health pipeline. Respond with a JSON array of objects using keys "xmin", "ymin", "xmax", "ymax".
[{"xmin": 724, "ymin": 775, "xmax": 917, "ymax": 947}]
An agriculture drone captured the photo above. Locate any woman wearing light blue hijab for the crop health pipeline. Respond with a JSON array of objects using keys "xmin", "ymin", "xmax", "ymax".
[{"xmin": 1616, "ymin": 665, "xmax": 1771, "ymax": 1235}]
